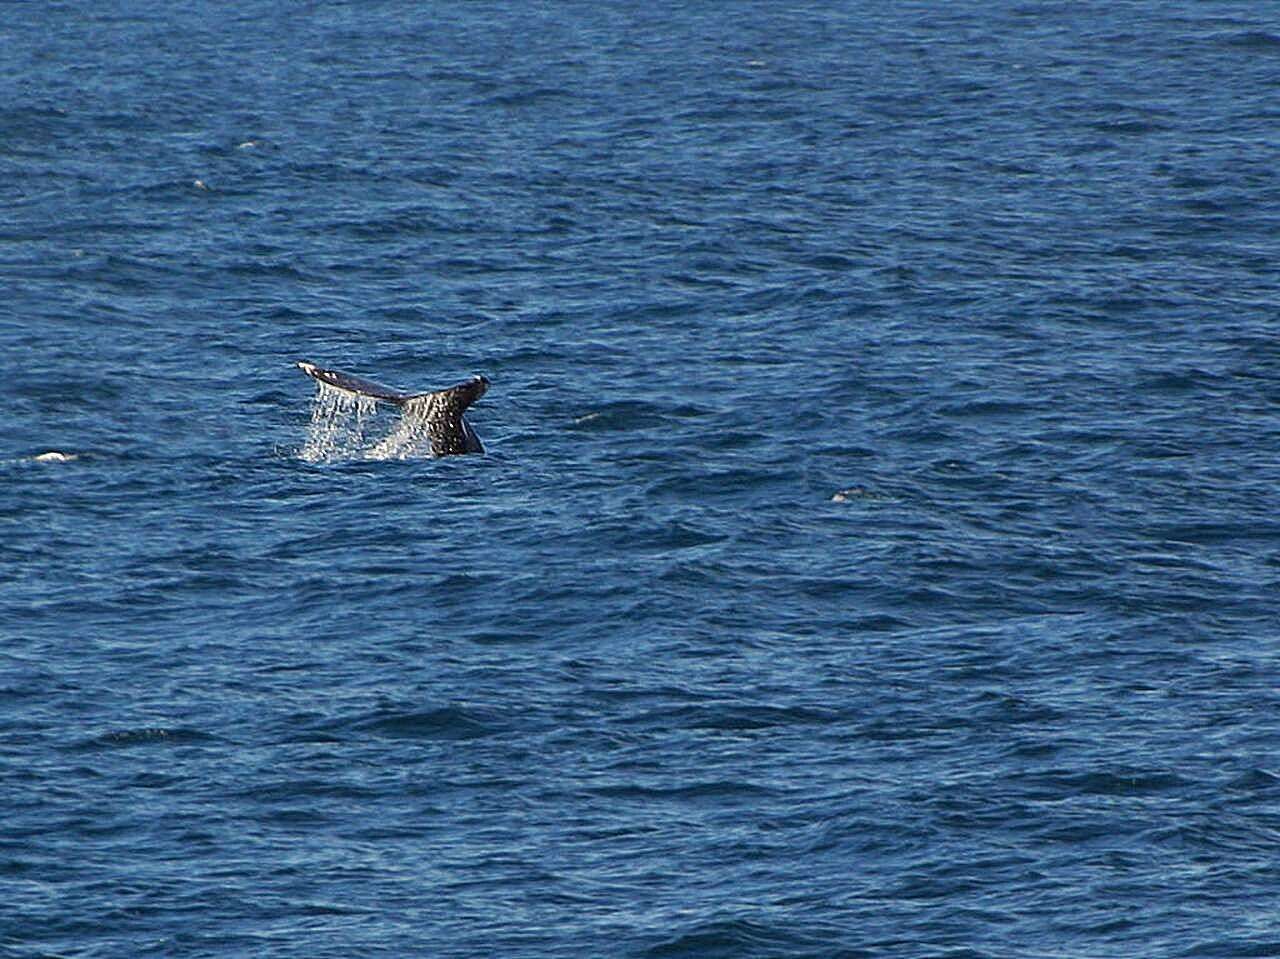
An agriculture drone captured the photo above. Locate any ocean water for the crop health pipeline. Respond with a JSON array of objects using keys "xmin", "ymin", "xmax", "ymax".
[{"xmin": 4, "ymin": 2, "xmax": 1280, "ymax": 956}]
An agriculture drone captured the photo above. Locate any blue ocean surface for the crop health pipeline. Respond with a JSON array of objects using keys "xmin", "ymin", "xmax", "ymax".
[{"xmin": 4, "ymin": 2, "xmax": 1280, "ymax": 956}]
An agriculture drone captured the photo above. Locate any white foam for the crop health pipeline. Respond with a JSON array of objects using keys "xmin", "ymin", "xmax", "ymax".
[{"xmin": 1, "ymin": 451, "xmax": 80, "ymax": 468}]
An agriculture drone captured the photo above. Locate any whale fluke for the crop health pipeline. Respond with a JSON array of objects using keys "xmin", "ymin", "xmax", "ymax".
[{"xmin": 297, "ymin": 361, "xmax": 488, "ymax": 456}]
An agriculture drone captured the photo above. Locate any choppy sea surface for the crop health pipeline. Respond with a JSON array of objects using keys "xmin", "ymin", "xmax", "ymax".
[{"xmin": 4, "ymin": 2, "xmax": 1280, "ymax": 956}]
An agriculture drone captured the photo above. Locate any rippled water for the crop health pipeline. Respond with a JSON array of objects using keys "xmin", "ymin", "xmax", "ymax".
[{"xmin": 4, "ymin": 2, "xmax": 1280, "ymax": 957}]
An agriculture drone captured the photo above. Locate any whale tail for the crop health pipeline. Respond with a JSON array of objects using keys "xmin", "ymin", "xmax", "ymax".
[{"xmin": 296, "ymin": 361, "xmax": 488, "ymax": 456}]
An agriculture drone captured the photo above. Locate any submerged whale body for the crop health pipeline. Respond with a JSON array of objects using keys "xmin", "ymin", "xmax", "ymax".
[{"xmin": 297, "ymin": 361, "xmax": 488, "ymax": 456}]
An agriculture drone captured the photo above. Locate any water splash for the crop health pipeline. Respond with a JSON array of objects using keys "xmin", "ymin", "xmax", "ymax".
[
  {"xmin": 299, "ymin": 381, "xmax": 433, "ymax": 462},
  {"xmin": 366, "ymin": 396, "xmax": 435, "ymax": 460},
  {"xmin": 1, "ymin": 451, "xmax": 81, "ymax": 469}
]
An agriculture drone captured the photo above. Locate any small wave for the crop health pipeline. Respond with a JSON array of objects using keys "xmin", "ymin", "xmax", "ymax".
[
  {"xmin": 1088, "ymin": 118, "xmax": 1169, "ymax": 136},
  {"xmin": 592, "ymin": 780, "xmax": 777, "ymax": 802},
  {"xmin": 643, "ymin": 918, "xmax": 824, "ymax": 959},
  {"xmin": 1218, "ymin": 30, "xmax": 1280, "ymax": 52},
  {"xmin": 936, "ymin": 398, "xmax": 1036, "ymax": 419},
  {"xmin": 623, "ymin": 703, "xmax": 836, "ymax": 732},
  {"xmin": 1227, "ymin": 768, "xmax": 1280, "ymax": 792},
  {"xmin": 831, "ymin": 485, "xmax": 888, "ymax": 503},
  {"xmin": 73, "ymin": 726, "xmax": 216, "ymax": 751},
  {"xmin": 238, "ymin": 779, "xmax": 380, "ymax": 803},
  {"xmin": 484, "ymin": 86, "xmax": 572, "ymax": 109},
  {"xmin": 1015, "ymin": 768, "xmax": 1189, "ymax": 799},
  {"xmin": 569, "ymin": 400, "xmax": 710, "ymax": 432},
  {"xmin": 973, "ymin": 691, "xmax": 1065, "ymax": 726},
  {"xmin": 800, "ymin": 252, "xmax": 856, "ymax": 272},
  {"xmin": 355, "ymin": 706, "xmax": 498, "ymax": 741}
]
